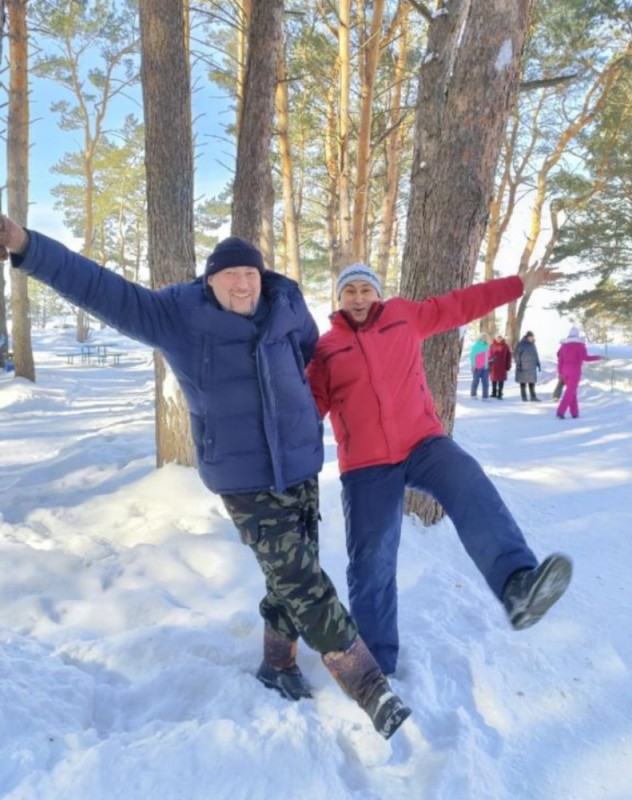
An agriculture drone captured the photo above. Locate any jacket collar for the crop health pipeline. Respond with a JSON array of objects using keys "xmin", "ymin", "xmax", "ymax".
[
  {"xmin": 191, "ymin": 271, "xmax": 301, "ymax": 339},
  {"xmin": 333, "ymin": 301, "xmax": 384, "ymax": 331}
]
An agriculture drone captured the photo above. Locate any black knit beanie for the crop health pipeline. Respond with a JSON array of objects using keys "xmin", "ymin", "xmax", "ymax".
[{"xmin": 204, "ymin": 236, "xmax": 265, "ymax": 278}]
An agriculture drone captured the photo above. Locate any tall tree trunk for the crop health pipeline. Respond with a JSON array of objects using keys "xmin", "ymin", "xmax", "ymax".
[
  {"xmin": 139, "ymin": 0, "xmax": 196, "ymax": 469},
  {"xmin": 351, "ymin": 0, "xmax": 385, "ymax": 263},
  {"xmin": 0, "ymin": 253, "xmax": 6, "ymax": 370},
  {"xmin": 376, "ymin": 15, "xmax": 409, "ymax": 288},
  {"xmin": 337, "ymin": 0, "xmax": 352, "ymax": 266},
  {"xmin": 401, "ymin": 0, "xmax": 536, "ymax": 524},
  {"xmin": 276, "ymin": 48, "xmax": 301, "ymax": 283},
  {"xmin": 7, "ymin": 0, "xmax": 35, "ymax": 381},
  {"xmin": 261, "ymin": 162, "xmax": 275, "ymax": 268},
  {"xmin": 236, "ymin": 0, "xmax": 252, "ymax": 131},
  {"xmin": 0, "ymin": 0, "xmax": 7, "ymax": 371},
  {"xmin": 325, "ymin": 78, "xmax": 341, "ymax": 308},
  {"xmin": 76, "ymin": 151, "xmax": 96, "ymax": 344},
  {"xmin": 231, "ymin": 0, "xmax": 284, "ymax": 247}
]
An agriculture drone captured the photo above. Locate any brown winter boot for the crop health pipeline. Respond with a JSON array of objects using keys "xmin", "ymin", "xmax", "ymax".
[
  {"xmin": 322, "ymin": 636, "xmax": 411, "ymax": 740},
  {"xmin": 256, "ymin": 625, "xmax": 312, "ymax": 701}
]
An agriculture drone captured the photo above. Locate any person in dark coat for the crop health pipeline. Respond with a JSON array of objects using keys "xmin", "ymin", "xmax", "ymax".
[
  {"xmin": 514, "ymin": 331, "xmax": 542, "ymax": 401},
  {"xmin": 0, "ymin": 213, "xmax": 410, "ymax": 740},
  {"xmin": 489, "ymin": 333, "xmax": 512, "ymax": 399}
]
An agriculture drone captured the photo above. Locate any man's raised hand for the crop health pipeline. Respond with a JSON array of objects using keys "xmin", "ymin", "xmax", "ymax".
[
  {"xmin": 0, "ymin": 214, "xmax": 29, "ymax": 259},
  {"xmin": 521, "ymin": 266, "xmax": 564, "ymax": 294}
]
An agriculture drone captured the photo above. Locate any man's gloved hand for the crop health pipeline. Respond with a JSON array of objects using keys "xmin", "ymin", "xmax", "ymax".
[{"xmin": 0, "ymin": 214, "xmax": 29, "ymax": 259}]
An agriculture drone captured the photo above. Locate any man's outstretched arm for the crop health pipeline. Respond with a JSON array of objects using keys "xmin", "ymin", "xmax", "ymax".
[{"xmin": 1, "ymin": 213, "xmax": 182, "ymax": 349}]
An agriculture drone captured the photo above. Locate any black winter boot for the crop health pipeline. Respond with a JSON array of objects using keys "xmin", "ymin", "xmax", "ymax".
[
  {"xmin": 322, "ymin": 636, "xmax": 411, "ymax": 740},
  {"xmin": 256, "ymin": 625, "xmax": 312, "ymax": 700},
  {"xmin": 520, "ymin": 384, "xmax": 528, "ymax": 401},
  {"xmin": 502, "ymin": 554, "xmax": 572, "ymax": 630}
]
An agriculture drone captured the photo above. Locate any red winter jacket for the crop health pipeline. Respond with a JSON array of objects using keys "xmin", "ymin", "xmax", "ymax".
[
  {"xmin": 489, "ymin": 339, "xmax": 512, "ymax": 382},
  {"xmin": 307, "ymin": 276, "xmax": 523, "ymax": 474},
  {"xmin": 557, "ymin": 339, "xmax": 602, "ymax": 383}
]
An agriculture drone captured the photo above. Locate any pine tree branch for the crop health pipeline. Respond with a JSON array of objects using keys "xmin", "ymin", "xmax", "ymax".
[
  {"xmin": 405, "ymin": 0, "xmax": 433, "ymax": 24},
  {"xmin": 520, "ymin": 73, "xmax": 578, "ymax": 92}
]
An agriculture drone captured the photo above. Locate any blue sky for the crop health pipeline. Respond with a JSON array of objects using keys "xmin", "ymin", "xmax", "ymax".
[{"xmin": 23, "ymin": 59, "xmax": 234, "ymax": 246}]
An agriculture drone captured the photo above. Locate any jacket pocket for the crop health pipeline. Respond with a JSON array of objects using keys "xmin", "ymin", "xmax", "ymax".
[
  {"xmin": 202, "ymin": 411, "xmax": 215, "ymax": 462},
  {"xmin": 323, "ymin": 345, "xmax": 353, "ymax": 364},
  {"xmin": 377, "ymin": 320, "xmax": 407, "ymax": 334},
  {"xmin": 201, "ymin": 336, "xmax": 213, "ymax": 390},
  {"xmin": 235, "ymin": 518, "xmax": 263, "ymax": 547}
]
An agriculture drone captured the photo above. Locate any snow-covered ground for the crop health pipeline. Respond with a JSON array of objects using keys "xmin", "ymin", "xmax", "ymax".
[{"xmin": 1, "ymin": 327, "xmax": 631, "ymax": 800}]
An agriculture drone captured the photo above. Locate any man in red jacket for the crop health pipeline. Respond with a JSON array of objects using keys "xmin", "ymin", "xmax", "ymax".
[{"xmin": 307, "ymin": 263, "xmax": 572, "ymax": 675}]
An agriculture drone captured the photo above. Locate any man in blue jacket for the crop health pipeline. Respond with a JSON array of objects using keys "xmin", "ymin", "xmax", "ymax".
[{"xmin": 0, "ymin": 213, "xmax": 410, "ymax": 740}]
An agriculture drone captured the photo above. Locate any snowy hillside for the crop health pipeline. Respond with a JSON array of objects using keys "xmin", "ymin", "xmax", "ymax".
[{"xmin": 1, "ymin": 328, "xmax": 631, "ymax": 800}]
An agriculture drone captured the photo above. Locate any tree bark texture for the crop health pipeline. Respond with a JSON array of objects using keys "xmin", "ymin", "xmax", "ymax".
[
  {"xmin": 261, "ymin": 162, "xmax": 276, "ymax": 269},
  {"xmin": 376, "ymin": 16, "xmax": 410, "ymax": 289},
  {"xmin": 336, "ymin": 0, "xmax": 352, "ymax": 267},
  {"xmin": 236, "ymin": 0, "xmax": 252, "ymax": 131},
  {"xmin": 0, "ymin": 0, "xmax": 7, "ymax": 367},
  {"xmin": 276, "ymin": 49, "xmax": 301, "ymax": 283},
  {"xmin": 351, "ymin": 0, "xmax": 385, "ymax": 264},
  {"xmin": 0, "ymin": 260, "xmax": 6, "ymax": 369},
  {"xmin": 323, "ymin": 77, "xmax": 342, "ymax": 307},
  {"xmin": 401, "ymin": 0, "xmax": 536, "ymax": 524},
  {"xmin": 7, "ymin": 0, "xmax": 35, "ymax": 382},
  {"xmin": 231, "ymin": 0, "xmax": 284, "ymax": 248},
  {"xmin": 139, "ymin": 0, "xmax": 196, "ymax": 469}
]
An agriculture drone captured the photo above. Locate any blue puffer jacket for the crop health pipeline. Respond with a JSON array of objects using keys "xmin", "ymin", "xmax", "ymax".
[{"xmin": 13, "ymin": 232, "xmax": 324, "ymax": 494}]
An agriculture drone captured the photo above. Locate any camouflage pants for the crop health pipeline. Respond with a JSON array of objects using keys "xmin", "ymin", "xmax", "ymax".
[{"xmin": 221, "ymin": 477, "xmax": 357, "ymax": 654}]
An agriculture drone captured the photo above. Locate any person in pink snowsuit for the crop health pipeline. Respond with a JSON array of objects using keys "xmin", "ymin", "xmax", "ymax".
[{"xmin": 556, "ymin": 327, "xmax": 604, "ymax": 419}]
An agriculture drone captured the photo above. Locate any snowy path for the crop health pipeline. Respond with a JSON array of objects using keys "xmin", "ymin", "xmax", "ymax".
[{"xmin": 1, "ymin": 330, "xmax": 631, "ymax": 799}]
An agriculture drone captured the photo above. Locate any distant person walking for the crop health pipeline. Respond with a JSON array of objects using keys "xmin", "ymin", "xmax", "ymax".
[
  {"xmin": 514, "ymin": 331, "xmax": 541, "ymax": 402},
  {"xmin": 470, "ymin": 332, "xmax": 490, "ymax": 399},
  {"xmin": 489, "ymin": 333, "xmax": 512, "ymax": 399},
  {"xmin": 556, "ymin": 327, "xmax": 604, "ymax": 419},
  {"xmin": 552, "ymin": 342, "xmax": 564, "ymax": 401}
]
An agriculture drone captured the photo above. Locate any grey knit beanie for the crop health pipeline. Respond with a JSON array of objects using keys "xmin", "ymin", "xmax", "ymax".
[{"xmin": 336, "ymin": 263, "xmax": 383, "ymax": 298}]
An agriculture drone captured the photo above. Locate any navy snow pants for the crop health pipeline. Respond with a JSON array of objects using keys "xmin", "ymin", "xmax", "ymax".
[{"xmin": 340, "ymin": 435, "xmax": 538, "ymax": 674}]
